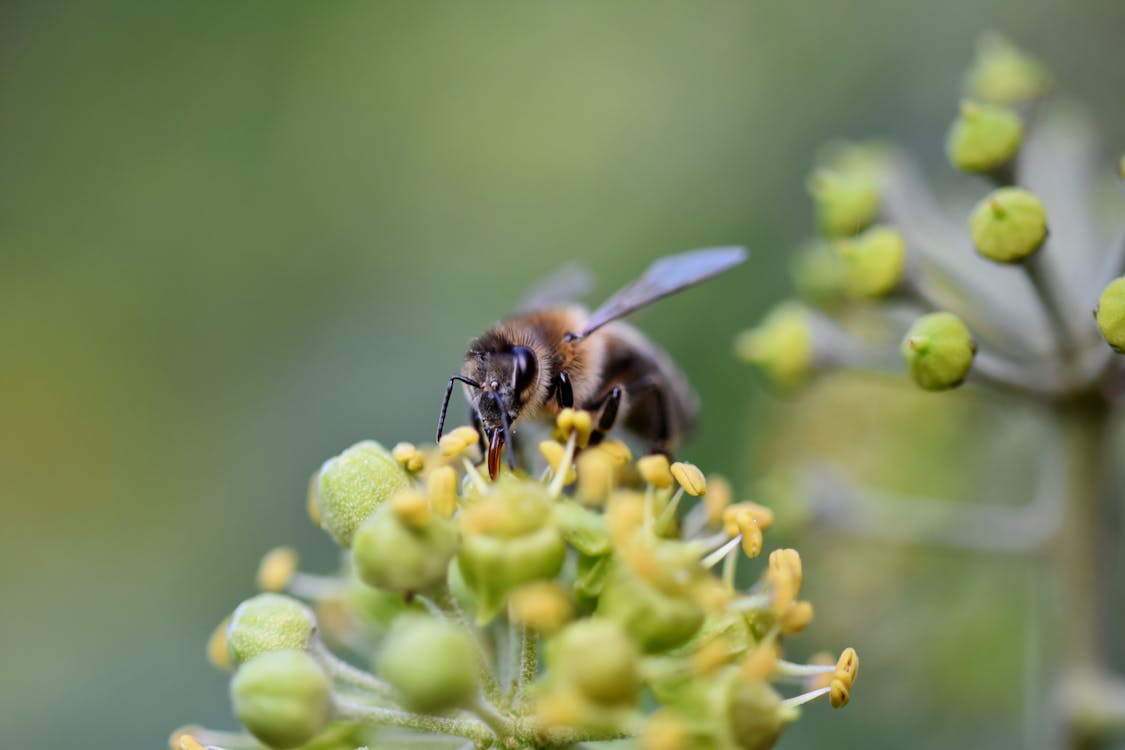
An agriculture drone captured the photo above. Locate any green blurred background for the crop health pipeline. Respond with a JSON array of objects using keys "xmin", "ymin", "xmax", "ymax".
[{"xmin": 2, "ymin": 2, "xmax": 1122, "ymax": 748}]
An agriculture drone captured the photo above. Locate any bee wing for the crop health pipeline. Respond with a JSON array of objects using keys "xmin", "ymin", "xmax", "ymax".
[
  {"xmin": 515, "ymin": 263, "xmax": 595, "ymax": 313},
  {"xmin": 576, "ymin": 246, "xmax": 748, "ymax": 338}
]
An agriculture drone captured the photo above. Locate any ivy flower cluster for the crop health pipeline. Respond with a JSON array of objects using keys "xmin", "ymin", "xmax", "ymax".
[
  {"xmin": 736, "ymin": 35, "xmax": 1124, "ymax": 749},
  {"xmin": 173, "ymin": 410, "xmax": 857, "ymax": 750}
]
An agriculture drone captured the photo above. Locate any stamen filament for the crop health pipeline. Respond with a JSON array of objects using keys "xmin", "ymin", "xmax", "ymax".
[
  {"xmin": 462, "ymin": 458, "xmax": 490, "ymax": 494},
  {"xmin": 547, "ymin": 432, "xmax": 577, "ymax": 499},
  {"xmin": 782, "ymin": 686, "xmax": 831, "ymax": 710},
  {"xmin": 702, "ymin": 535, "xmax": 742, "ymax": 569}
]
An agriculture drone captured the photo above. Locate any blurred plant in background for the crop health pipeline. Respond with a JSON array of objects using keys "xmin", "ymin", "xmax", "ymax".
[
  {"xmin": 738, "ymin": 35, "xmax": 1124, "ymax": 749},
  {"xmin": 174, "ymin": 413, "xmax": 857, "ymax": 750}
]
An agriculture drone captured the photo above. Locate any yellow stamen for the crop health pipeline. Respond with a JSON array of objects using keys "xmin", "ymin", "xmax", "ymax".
[
  {"xmin": 779, "ymin": 600, "xmax": 814, "ymax": 635},
  {"xmin": 741, "ymin": 643, "xmax": 779, "ymax": 681},
  {"xmin": 670, "ymin": 461, "xmax": 707, "ymax": 496},
  {"xmin": 391, "ymin": 489, "xmax": 432, "ymax": 528},
  {"xmin": 637, "ymin": 454, "xmax": 674, "ymax": 489},
  {"xmin": 391, "ymin": 441, "xmax": 425, "ymax": 472},
  {"xmin": 691, "ymin": 635, "xmax": 733, "ymax": 675},
  {"xmin": 179, "ymin": 735, "xmax": 207, "ymax": 750},
  {"xmin": 598, "ymin": 439, "xmax": 633, "ymax": 464},
  {"xmin": 576, "ymin": 449, "xmax": 614, "ymax": 505},
  {"xmin": 740, "ymin": 522, "xmax": 764, "ymax": 558},
  {"xmin": 306, "ymin": 472, "xmax": 322, "ymax": 526},
  {"xmin": 723, "ymin": 502, "xmax": 774, "ymax": 535},
  {"xmin": 640, "ymin": 711, "xmax": 692, "ymax": 750},
  {"xmin": 703, "ymin": 476, "xmax": 732, "ymax": 525},
  {"xmin": 206, "ymin": 616, "xmax": 231, "ymax": 672},
  {"xmin": 427, "ymin": 465, "xmax": 459, "ymax": 518},
  {"xmin": 440, "ymin": 426, "xmax": 481, "ymax": 457},
  {"xmin": 829, "ymin": 647, "xmax": 859, "ymax": 708},
  {"xmin": 555, "ymin": 408, "xmax": 594, "ymax": 447},
  {"xmin": 606, "ymin": 492, "xmax": 646, "ymax": 544},
  {"xmin": 508, "ymin": 581, "xmax": 572, "ymax": 634},
  {"xmin": 256, "ymin": 546, "xmax": 298, "ymax": 593},
  {"xmin": 769, "ymin": 548, "xmax": 803, "ymax": 591},
  {"xmin": 539, "ymin": 439, "xmax": 577, "ymax": 487}
]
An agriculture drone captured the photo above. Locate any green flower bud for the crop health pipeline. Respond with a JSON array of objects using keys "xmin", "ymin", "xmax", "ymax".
[
  {"xmin": 808, "ymin": 168, "xmax": 880, "ymax": 238},
  {"xmin": 901, "ymin": 312, "xmax": 976, "ymax": 391},
  {"xmin": 727, "ymin": 675, "xmax": 797, "ymax": 750},
  {"xmin": 965, "ymin": 33, "xmax": 1051, "ymax": 105},
  {"xmin": 553, "ymin": 499, "xmax": 610, "ymax": 557},
  {"xmin": 596, "ymin": 542, "xmax": 706, "ymax": 652},
  {"xmin": 970, "ymin": 187, "xmax": 1048, "ymax": 263},
  {"xmin": 227, "ymin": 594, "xmax": 316, "ymax": 667},
  {"xmin": 377, "ymin": 614, "xmax": 479, "ymax": 713},
  {"xmin": 457, "ymin": 480, "xmax": 566, "ymax": 624},
  {"xmin": 231, "ymin": 650, "xmax": 332, "ymax": 749},
  {"xmin": 1095, "ymin": 277, "xmax": 1125, "ymax": 352},
  {"xmin": 734, "ymin": 303, "xmax": 814, "ymax": 389},
  {"xmin": 790, "ymin": 239, "xmax": 847, "ymax": 306},
  {"xmin": 345, "ymin": 564, "xmax": 415, "ymax": 628},
  {"xmin": 945, "ymin": 100, "xmax": 1022, "ymax": 175},
  {"xmin": 838, "ymin": 225, "xmax": 906, "ymax": 298},
  {"xmin": 351, "ymin": 500, "xmax": 458, "ymax": 596},
  {"xmin": 549, "ymin": 619, "xmax": 642, "ymax": 706},
  {"xmin": 316, "ymin": 441, "xmax": 411, "ymax": 548}
]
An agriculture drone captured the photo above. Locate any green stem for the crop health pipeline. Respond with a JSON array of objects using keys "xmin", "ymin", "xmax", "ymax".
[
  {"xmin": 1057, "ymin": 395, "xmax": 1113, "ymax": 750},
  {"xmin": 310, "ymin": 638, "xmax": 396, "ymax": 701},
  {"xmin": 515, "ymin": 623, "xmax": 539, "ymax": 705},
  {"xmin": 1025, "ymin": 255, "xmax": 1076, "ymax": 355},
  {"xmin": 426, "ymin": 587, "xmax": 508, "ymax": 707},
  {"xmin": 334, "ymin": 698, "xmax": 496, "ymax": 744}
]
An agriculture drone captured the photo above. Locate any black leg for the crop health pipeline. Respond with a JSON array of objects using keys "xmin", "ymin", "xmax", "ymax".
[
  {"xmin": 586, "ymin": 385, "xmax": 623, "ymax": 446},
  {"xmin": 555, "ymin": 371, "xmax": 574, "ymax": 409},
  {"xmin": 623, "ymin": 375, "xmax": 670, "ymax": 454}
]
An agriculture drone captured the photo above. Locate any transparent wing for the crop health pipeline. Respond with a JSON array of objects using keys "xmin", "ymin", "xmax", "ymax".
[
  {"xmin": 515, "ymin": 263, "xmax": 595, "ymax": 313},
  {"xmin": 577, "ymin": 246, "xmax": 748, "ymax": 338}
]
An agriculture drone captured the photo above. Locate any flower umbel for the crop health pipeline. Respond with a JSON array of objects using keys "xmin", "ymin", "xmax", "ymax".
[{"xmin": 179, "ymin": 413, "xmax": 857, "ymax": 749}]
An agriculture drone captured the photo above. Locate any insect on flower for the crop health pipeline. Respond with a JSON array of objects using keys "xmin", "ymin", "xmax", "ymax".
[{"xmin": 436, "ymin": 247, "xmax": 748, "ymax": 479}]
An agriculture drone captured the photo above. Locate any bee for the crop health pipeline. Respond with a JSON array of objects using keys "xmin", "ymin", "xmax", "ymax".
[{"xmin": 436, "ymin": 247, "xmax": 748, "ymax": 479}]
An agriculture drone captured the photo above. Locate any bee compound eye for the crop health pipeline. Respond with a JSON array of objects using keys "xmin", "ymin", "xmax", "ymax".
[{"xmin": 511, "ymin": 346, "xmax": 538, "ymax": 393}]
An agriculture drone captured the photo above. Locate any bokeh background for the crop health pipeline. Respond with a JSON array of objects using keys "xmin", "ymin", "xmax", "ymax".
[{"xmin": 2, "ymin": 2, "xmax": 1123, "ymax": 748}]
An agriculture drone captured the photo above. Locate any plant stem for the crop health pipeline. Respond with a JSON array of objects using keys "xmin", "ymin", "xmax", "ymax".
[
  {"xmin": 310, "ymin": 638, "xmax": 396, "ymax": 701},
  {"xmin": 334, "ymin": 698, "xmax": 497, "ymax": 745},
  {"xmin": 1025, "ymin": 255, "xmax": 1076, "ymax": 355},
  {"xmin": 515, "ymin": 623, "xmax": 539, "ymax": 705},
  {"xmin": 425, "ymin": 587, "xmax": 508, "ymax": 708},
  {"xmin": 1057, "ymin": 394, "xmax": 1113, "ymax": 750}
]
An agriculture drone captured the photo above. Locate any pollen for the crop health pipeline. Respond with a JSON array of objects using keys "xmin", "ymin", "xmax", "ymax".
[
  {"xmin": 577, "ymin": 448, "xmax": 615, "ymax": 505},
  {"xmin": 508, "ymin": 581, "xmax": 572, "ymax": 634},
  {"xmin": 723, "ymin": 502, "xmax": 774, "ymax": 535},
  {"xmin": 256, "ymin": 546, "xmax": 298, "ymax": 593},
  {"xmin": 392, "ymin": 489, "xmax": 433, "ymax": 528},
  {"xmin": 206, "ymin": 616, "xmax": 232, "ymax": 672},
  {"xmin": 391, "ymin": 441, "xmax": 426, "ymax": 472},
  {"xmin": 769, "ymin": 548, "xmax": 803, "ymax": 591},
  {"xmin": 539, "ymin": 440, "xmax": 576, "ymax": 485},
  {"xmin": 598, "ymin": 439, "xmax": 634, "ymax": 464},
  {"xmin": 741, "ymin": 643, "xmax": 780, "ymax": 681},
  {"xmin": 779, "ymin": 600, "xmax": 815, "ymax": 635},
  {"xmin": 829, "ymin": 647, "xmax": 859, "ymax": 708},
  {"xmin": 556, "ymin": 408, "xmax": 594, "ymax": 447},
  {"xmin": 439, "ymin": 426, "xmax": 480, "ymax": 457},
  {"xmin": 670, "ymin": 462, "xmax": 707, "ymax": 496},
  {"xmin": 427, "ymin": 465, "xmax": 459, "ymax": 518},
  {"xmin": 637, "ymin": 454, "xmax": 674, "ymax": 489}
]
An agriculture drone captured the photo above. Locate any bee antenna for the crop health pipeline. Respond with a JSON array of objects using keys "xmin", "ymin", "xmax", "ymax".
[
  {"xmin": 488, "ymin": 390, "xmax": 517, "ymax": 471},
  {"xmin": 437, "ymin": 374, "xmax": 481, "ymax": 442}
]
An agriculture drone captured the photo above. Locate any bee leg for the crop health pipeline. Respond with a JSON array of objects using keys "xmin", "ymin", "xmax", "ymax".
[
  {"xmin": 554, "ymin": 371, "xmax": 574, "ymax": 409},
  {"xmin": 624, "ymin": 375, "xmax": 671, "ymax": 455},
  {"xmin": 586, "ymin": 385, "xmax": 623, "ymax": 446}
]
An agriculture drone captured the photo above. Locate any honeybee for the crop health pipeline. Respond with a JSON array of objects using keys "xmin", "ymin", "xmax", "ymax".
[{"xmin": 436, "ymin": 247, "xmax": 748, "ymax": 479}]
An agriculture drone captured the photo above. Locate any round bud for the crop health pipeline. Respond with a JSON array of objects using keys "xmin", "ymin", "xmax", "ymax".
[
  {"xmin": 790, "ymin": 239, "xmax": 848, "ymax": 306},
  {"xmin": 808, "ymin": 168, "xmax": 880, "ymax": 238},
  {"xmin": 351, "ymin": 499, "xmax": 459, "ymax": 596},
  {"xmin": 226, "ymin": 594, "xmax": 316, "ymax": 667},
  {"xmin": 316, "ymin": 441, "xmax": 412, "ymax": 548},
  {"xmin": 457, "ymin": 481, "xmax": 566, "ymax": 623},
  {"xmin": 945, "ymin": 101, "xmax": 1022, "ymax": 175},
  {"xmin": 377, "ymin": 615, "xmax": 479, "ymax": 713},
  {"xmin": 838, "ymin": 225, "xmax": 906, "ymax": 298},
  {"xmin": 727, "ymin": 675, "xmax": 797, "ymax": 750},
  {"xmin": 230, "ymin": 650, "xmax": 332, "ymax": 749},
  {"xmin": 734, "ymin": 303, "xmax": 814, "ymax": 389},
  {"xmin": 1095, "ymin": 277, "xmax": 1125, "ymax": 352},
  {"xmin": 596, "ymin": 544, "xmax": 705, "ymax": 652},
  {"xmin": 550, "ymin": 619, "xmax": 642, "ymax": 705},
  {"xmin": 965, "ymin": 33, "xmax": 1051, "ymax": 105},
  {"xmin": 970, "ymin": 188, "xmax": 1048, "ymax": 263},
  {"xmin": 901, "ymin": 312, "xmax": 976, "ymax": 391}
]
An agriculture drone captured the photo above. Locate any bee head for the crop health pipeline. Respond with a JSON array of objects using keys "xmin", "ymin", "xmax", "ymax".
[{"xmin": 462, "ymin": 345, "xmax": 539, "ymax": 432}]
